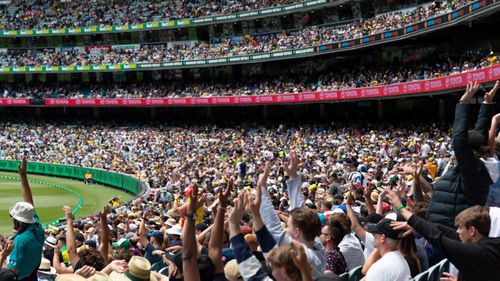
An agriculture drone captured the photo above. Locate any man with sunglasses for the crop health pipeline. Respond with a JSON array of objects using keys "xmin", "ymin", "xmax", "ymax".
[{"xmin": 5, "ymin": 159, "xmax": 44, "ymax": 281}]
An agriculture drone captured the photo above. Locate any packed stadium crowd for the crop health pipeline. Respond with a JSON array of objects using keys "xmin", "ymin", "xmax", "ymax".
[
  {"xmin": 0, "ymin": 0, "xmax": 302, "ymax": 30},
  {"xmin": 1, "ymin": 48, "xmax": 496, "ymax": 99},
  {"xmin": 0, "ymin": 0, "xmax": 474, "ymax": 68},
  {"xmin": 0, "ymin": 81, "xmax": 499, "ymax": 281}
]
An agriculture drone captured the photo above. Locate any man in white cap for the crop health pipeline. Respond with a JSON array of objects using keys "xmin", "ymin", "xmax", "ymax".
[{"xmin": 5, "ymin": 159, "xmax": 44, "ymax": 280}]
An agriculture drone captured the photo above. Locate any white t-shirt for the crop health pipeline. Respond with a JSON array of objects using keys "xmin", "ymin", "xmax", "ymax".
[
  {"xmin": 338, "ymin": 233, "xmax": 365, "ymax": 270},
  {"xmin": 421, "ymin": 143, "xmax": 431, "ymax": 158},
  {"xmin": 365, "ymin": 251, "xmax": 411, "ymax": 281},
  {"xmin": 363, "ymin": 232, "xmax": 375, "ymax": 260},
  {"xmin": 490, "ymin": 207, "xmax": 500, "ymax": 237}
]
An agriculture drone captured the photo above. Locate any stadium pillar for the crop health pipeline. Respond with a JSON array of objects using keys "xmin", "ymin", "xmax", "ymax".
[
  {"xmin": 93, "ymin": 108, "xmax": 99, "ymax": 119},
  {"xmin": 262, "ymin": 106, "xmax": 269, "ymax": 119},
  {"xmin": 319, "ymin": 104, "xmax": 326, "ymax": 120},
  {"xmin": 35, "ymin": 107, "xmax": 41, "ymax": 117},
  {"xmin": 377, "ymin": 101, "xmax": 383, "ymax": 120},
  {"xmin": 207, "ymin": 107, "xmax": 213, "ymax": 120},
  {"xmin": 439, "ymin": 99, "xmax": 445, "ymax": 120},
  {"xmin": 150, "ymin": 108, "xmax": 156, "ymax": 120}
]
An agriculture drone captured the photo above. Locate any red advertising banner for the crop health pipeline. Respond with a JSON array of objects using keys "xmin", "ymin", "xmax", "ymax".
[
  {"xmin": 43, "ymin": 64, "xmax": 500, "ymax": 107},
  {"xmin": 0, "ymin": 98, "xmax": 30, "ymax": 106}
]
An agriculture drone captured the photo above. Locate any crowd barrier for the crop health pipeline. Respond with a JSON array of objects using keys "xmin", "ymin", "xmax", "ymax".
[
  {"xmin": 0, "ymin": 160, "xmax": 144, "ymax": 195},
  {"xmin": 37, "ymin": 64, "xmax": 500, "ymax": 106},
  {"xmin": 0, "ymin": 63, "xmax": 498, "ymax": 107},
  {"xmin": 0, "ymin": 160, "xmax": 148, "ymax": 228}
]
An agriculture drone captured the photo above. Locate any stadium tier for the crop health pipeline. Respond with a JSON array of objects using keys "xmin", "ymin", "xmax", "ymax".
[
  {"xmin": 0, "ymin": 0, "xmax": 338, "ymax": 32},
  {"xmin": 0, "ymin": 0, "xmax": 496, "ymax": 73}
]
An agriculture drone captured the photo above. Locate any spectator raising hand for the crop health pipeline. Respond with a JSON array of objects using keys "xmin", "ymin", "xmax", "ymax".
[
  {"xmin": 291, "ymin": 240, "xmax": 314, "ymax": 281},
  {"xmin": 183, "ymin": 184, "xmax": 202, "ymax": 281},
  {"xmin": 483, "ymin": 80, "xmax": 500, "ymax": 104},
  {"xmin": 284, "ymin": 152, "xmax": 299, "ymax": 180},
  {"xmin": 208, "ymin": 178, "xmax": 234, "ymax": 275},
  {"xmin": 6, "ymin": 158, "xmax": 44, "ymax": 279},
  {"xmin": 459, "ymin": 81, "xmax": 480, "ymax": 104},
  {"xmin": 228, "ymin": 193, "xmax": 248, "ymax": 237}
]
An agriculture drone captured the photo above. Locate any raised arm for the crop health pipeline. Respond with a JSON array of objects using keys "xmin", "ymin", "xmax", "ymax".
[
  {"xmin": 230, "ymin": 193, "xmax": 273, "ymax": 281},
  {"xmin": 376, "ymin": 188, "xmax": 387, "ymax": 215},
  {"xmin": 363, "ymin": 186, "xmax": 376, "ymax": 215},
  {"xmin": 99, "ymin": 205, "xmax": 111, "ymax": 265},
  {"xmin": 53, "ymin": 240, "xmax": 73, "ymax": 274},
  {"xmin": 209, "ymin": 179, "xmax": 233, "ymax": 274},
  {"xmin": 183, "ymin": 184, "xmax": 201, "ymax": 281},
  {"xmin": 138, "ymin": 210, "xmax": 149, "ymax": 248},
  {"xmin": 259, "ymin": 163, "xmax": 293, "ymax": 246},
  {"xmin": 489, "ymin": 112, "xmax": 500, "ymax": 157},
  {"xmin": 346, "ymin": 196, "xmax": 367, "ymax": 241},
  {"xmin": 477, "ymin": 80, "xmax": 499, "ymax": 137},
  {"xmin": 284, "ymin": 152, "xmax": 304, "ymax": 210},
  {"xmin": 454, "ymin": 82, "xmax": 481, "ymax": 168},
  {"xmin": 18, "ymin": 158, "xmax": 34, "ymax": 207},
  {"xmin": 251, "ymin": 163, "xmax": 268, "ymax": 232},
  {"xmin": 63, "ymin": 205, "xmax": 80, "ymax": 269}
]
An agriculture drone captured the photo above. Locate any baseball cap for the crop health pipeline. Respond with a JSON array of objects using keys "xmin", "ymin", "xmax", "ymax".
[
  {"xmin": 364, "ymin": 213, "xmax": 383, "ymax": 224},
  {"xmin": 75, "ymin": 232, "xmax": 85, "ymax": 243},
  {"xmin": 112, "ymin": 238, "xmax": 131, "ymax": 250},
  {"xmin": 84, "ymin": 240, "xmax": 97, "ymax": 249},
  {"xmin": 468, "ymin": 130, "xmax": 487, "ymax": 149},
  {"xmin": 222, "ymin": 248, "xmax": 235, "ymax": 263},
  {"xmin": 165, "ymin": 252, "xmax": 183, "ymax": 272},
  {"xmin": 149, "ymin": 230, "xmax": 164, "ymax": 244},
  {"xmin": 366, "ymin": 219, "xmax": 404, "ymax": 240},
  {"xmin": 9, "ymin": 202, "xmax": 35, "ymax": 224}
]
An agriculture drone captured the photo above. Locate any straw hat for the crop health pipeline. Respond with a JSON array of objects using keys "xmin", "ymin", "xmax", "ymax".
[
  {"xmin": 109, "ymin": 256, "xmax": 158, "ymax": 281},
  {"xmin": 38, "ymin": 257, "xmax": 56, "ymax": 275}
]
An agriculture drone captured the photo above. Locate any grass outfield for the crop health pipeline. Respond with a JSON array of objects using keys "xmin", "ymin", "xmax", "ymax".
[{"xmin": 0, "ymin": 171, "xmax": 134, "ymax": 235}]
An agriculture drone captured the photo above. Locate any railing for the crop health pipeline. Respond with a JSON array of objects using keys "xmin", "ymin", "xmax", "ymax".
[
  {"xmin": 0, "ymin": 64, "xmax": 487, "ymax": 107},
  {"xmin": 0, "ymin": 64, "xmax": 498, "ymax": 107},
  {"xmin": 0, "ymin": 0, "xmax": 497, "ymax": 73},
  {"xmin": 0, "ymin": 0, "xmax": 338, "ymax": 37},
  {"xmin": 33, "ymin": 64, "xmax": 500, "ymax": 107}
]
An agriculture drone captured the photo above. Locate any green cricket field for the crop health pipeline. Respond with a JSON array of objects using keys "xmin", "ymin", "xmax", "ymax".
[{"xmin": 0, "ymin": 171, "xmax": 133, "ymax": 235}]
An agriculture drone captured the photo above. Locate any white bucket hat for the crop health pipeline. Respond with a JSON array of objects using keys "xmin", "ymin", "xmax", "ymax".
[
  {"xmin": 166, "ymin": 224, "xmax": 182, "ymax": 236},
  {"xmin": 166, "ymin": 218, "xmax": 177, "ymax": 227},
  {"xmin": 9, "ymin": 202, "xmax": 35, "ymax": 224}
]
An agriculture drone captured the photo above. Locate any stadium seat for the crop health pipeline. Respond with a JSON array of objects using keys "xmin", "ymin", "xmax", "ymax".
[
  {"xmin": 436, "ymin": 259, "xmax": 450, "ymax": 280},
  {"xmin": 151, "ymin": 261, "xmax": 167, "ymax": 272},
  {"xmin": 412, "ymin": 271, "xmax": 428, "ymax": 281},
  {"xmin": 339, "ymin": 271, "xmax": 349, "ymax": 281},
  {"xmin": 348, "ymin": 266, "xmax": 363, "ymax": 281},
  {"xmin": 426, "ymin": 261, "xmax": 442, "ymax": 281},
  {"xmin": 158, "ymin": 265, "xmax": 169, "ymax": 276}
]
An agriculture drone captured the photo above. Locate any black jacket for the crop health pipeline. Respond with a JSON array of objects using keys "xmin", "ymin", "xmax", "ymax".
[
  {"xmin": 408, "ymin": 214, "xmax": 500, "ymax": 281},
  {"xmin": 426, "ymin": 103, "xmax": 493, "ymax": 228}
]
